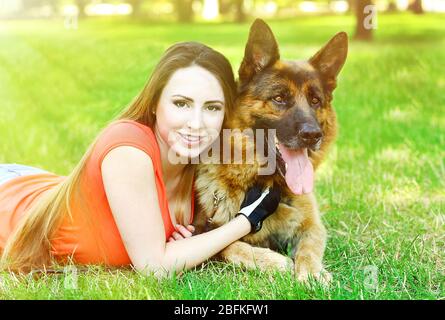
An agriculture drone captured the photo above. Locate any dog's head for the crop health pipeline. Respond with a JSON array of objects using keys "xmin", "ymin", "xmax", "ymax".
[{"xmin": 235, "ymin": 19, "xmax": 348, "ymax": 195}]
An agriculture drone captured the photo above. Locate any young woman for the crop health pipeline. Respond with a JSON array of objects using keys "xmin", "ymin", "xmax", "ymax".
[{"xmin": 0, "ymin": 42, "xmax": 280, "ymax": 278}]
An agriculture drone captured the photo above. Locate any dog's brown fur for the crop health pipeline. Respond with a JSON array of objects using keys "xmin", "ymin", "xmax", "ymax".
[{"xmin": 193, "ymin": 19, "xmax": 348, "ymax": 283}]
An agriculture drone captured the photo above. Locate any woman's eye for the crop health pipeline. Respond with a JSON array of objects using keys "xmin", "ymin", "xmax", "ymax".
[
  {"xmin": 174, "ymin": 100, "xmax": 189, "ymax": 108},
  {"xmin": 206, "ymin": 105, "xmax": 222, "ymax": 112}
]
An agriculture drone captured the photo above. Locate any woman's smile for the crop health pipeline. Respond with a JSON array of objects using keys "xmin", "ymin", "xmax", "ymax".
[{"xmin": 177, "ymin": 132, "xmax": 205, "ymax": 146}]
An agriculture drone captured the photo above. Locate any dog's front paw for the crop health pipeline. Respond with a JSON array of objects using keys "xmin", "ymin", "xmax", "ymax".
[
  {"xmin": 252, "ymin": 247, "xmax": 294, "ymax": 272},
  {"xmin": 295, "ymin": 268, "xmax": 332, "ymax": 285}
]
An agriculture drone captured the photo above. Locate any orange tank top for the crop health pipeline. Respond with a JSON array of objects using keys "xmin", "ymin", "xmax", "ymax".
[{"xmin": 0, "ymin": 119, "xmax": 195, "ymax": 266}]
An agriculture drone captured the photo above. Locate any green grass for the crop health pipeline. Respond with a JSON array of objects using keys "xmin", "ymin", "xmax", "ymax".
[{"xmin": 0, "ymin": 13, "xmax": 444, "ymax": 300}]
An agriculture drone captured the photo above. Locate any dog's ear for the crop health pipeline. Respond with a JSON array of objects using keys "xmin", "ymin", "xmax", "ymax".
[
  {"xmin": 238, "ymin": 19, "xmax": 280, "ymax": 85},
  {"xmin": 309, "ymin": 32, "xmax": 348, "ymax": 90}
]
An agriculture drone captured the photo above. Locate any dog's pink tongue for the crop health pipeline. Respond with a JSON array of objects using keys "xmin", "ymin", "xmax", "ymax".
[{"xmin": 279, "ymin": 146, "xmax": 314, "ymax": 195}]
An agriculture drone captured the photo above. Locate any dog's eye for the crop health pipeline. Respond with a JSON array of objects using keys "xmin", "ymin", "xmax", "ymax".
[
  {"xmin": 272, "ymin": 95, "xmax": 285, "ymax": 104},
  {"xmin": 310, "ymin": 97, "xmax": 321, "ymax": 107}
]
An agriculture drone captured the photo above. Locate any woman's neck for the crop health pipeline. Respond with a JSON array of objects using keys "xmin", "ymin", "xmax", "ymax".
[{"xmin": 153, "ymin": 125, "xmax": 187, "ymax": 184}]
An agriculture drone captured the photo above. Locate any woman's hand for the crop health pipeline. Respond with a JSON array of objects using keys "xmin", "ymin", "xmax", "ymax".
[
  {"xmin": 236, "ymin": 184, "xmax": 281, "ymax": 233},
  {"xmin": 168, "ymin": 224, "xmax": 196, "ymax": 242}
]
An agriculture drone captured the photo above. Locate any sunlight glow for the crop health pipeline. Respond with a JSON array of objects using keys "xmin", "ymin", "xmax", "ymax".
[
  {"xmin": 253, "ymin": 1, "xmax": 277, "ymax": 16},
  {"xmin": 202, "ymin": 0, "xmax": 219, "ymax": 20},
  {"xmin": 383, "ymin": 185, "xmax": 421, "ymax": 207},
  {"xmin": 375, "ymin": 147, "xmax": 412, "ymax": 163},
  {"xmin": 0, "ymin": 0, "xmax": 22, "ymax": 16},
  {"xmin": 62, "ymin": 5, "xmax": 79, "ymax": 16},
  {"xmin": 264, "ymin": 1, "xmax": 278, "ymax": 15},
  {"xmin": 396, "ymin": 0, "xmax": 410, "ymax": 10},
  {"xmin": 384, "ymin": 107, "xmax": 416, "ymax": 123},
  {"xmin": 85, "ymin": 3, "xmax": 132, "ymax": 16},
  {"xmin": 423, "ymin": 0, "xmax": 445, "ymax": 12},
  {"xmin": 299, "ymin": 1, "xmax": 318, "ymax": 13},
  {"xmin": 330, "ymin": 1, "xmax": 349, "ymax": 13}
]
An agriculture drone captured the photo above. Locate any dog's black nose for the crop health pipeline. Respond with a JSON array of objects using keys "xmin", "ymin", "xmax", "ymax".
[{"xmin": 299, "ymin": 124, "xmax": 323, "ymax": 145}]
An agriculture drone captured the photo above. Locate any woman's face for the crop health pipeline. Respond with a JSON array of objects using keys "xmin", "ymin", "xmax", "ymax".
[{"xmin": 154, "ymin": 65, "xmax": 226, "ymax": 160}]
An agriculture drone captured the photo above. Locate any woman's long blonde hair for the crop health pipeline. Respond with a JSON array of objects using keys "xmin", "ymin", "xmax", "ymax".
[{"xmin": 0, "ymin": 42, "xmax": 237, "ymax": 273}]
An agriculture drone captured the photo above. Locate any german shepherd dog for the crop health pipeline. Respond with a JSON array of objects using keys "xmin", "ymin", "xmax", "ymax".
[{"xmin": 193, "ymin": 19, "xmax": 348, "ymax": 283}]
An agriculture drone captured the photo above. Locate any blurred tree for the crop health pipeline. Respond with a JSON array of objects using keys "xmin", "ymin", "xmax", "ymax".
[
  {"xmin": 174, "ymin": 0, "xmax": 194, "ymax": 22},
  {"xmin": 49, "ymin": 0, "xmax": 59, "ymax": 15},
  {"xmin": 234, "ymin": 0, "xmax": 246, "ymax": 23},
  {"xmin": 219, "ymin": 0, "xmax": 230, "ymax": 14},
  {"xmin": 387, "ymin": 0, "xmax": 397, "ymax": 12},
  {"xmin": 22, "ymin": 0, "xmax": 46, "ymax": 10},
  {"xmin": 354, "ymin": 0, "xmax": 373, "ymax": 41},
  {"xmin": 127, "ymin": 0, "xmax": 144, "ymax": 17},
  {"xmin": 21, "ymin": 0, "xmax": 60, "ymax": 16},
  {"xmin": 347, "ymin": 0, "xmax": 355, "ymax": 12},
  {"xmin": 75, "ymin": 0, "xmax": 87, "ymax": 18},
  {"xmin": 408, "ymin": 0, "xmax": 424, "ymax": 14},
  {"xmin": 218, "ymin": 0, "xmax": 246, "ymax": 23}
]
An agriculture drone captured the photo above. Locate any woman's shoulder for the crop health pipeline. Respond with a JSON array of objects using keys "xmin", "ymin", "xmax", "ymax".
[
  {"xmin": 104, "ymin": 119, "xmax": 155, "ymax": 139},
  {"xmin": 92, "ymin": 119, "xmax": 160, "ymax": 166},
  {"xmin": 99, "ymin": 119, "xmax": 156, "ymax": 147}
]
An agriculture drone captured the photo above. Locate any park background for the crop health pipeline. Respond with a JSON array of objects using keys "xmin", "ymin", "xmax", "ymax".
[{"xmin": 0, "ymin": 0, "xmax": 444, "ymax": 299}]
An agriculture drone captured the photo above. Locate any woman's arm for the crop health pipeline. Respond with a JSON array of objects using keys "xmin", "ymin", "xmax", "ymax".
[
  {"xmin": 101, "ymin": 146, "xmax": 251, "ymax": 278},
  {"xmin": 162, "ymin": 216, "xmax": 250, "ymax": 274}
]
